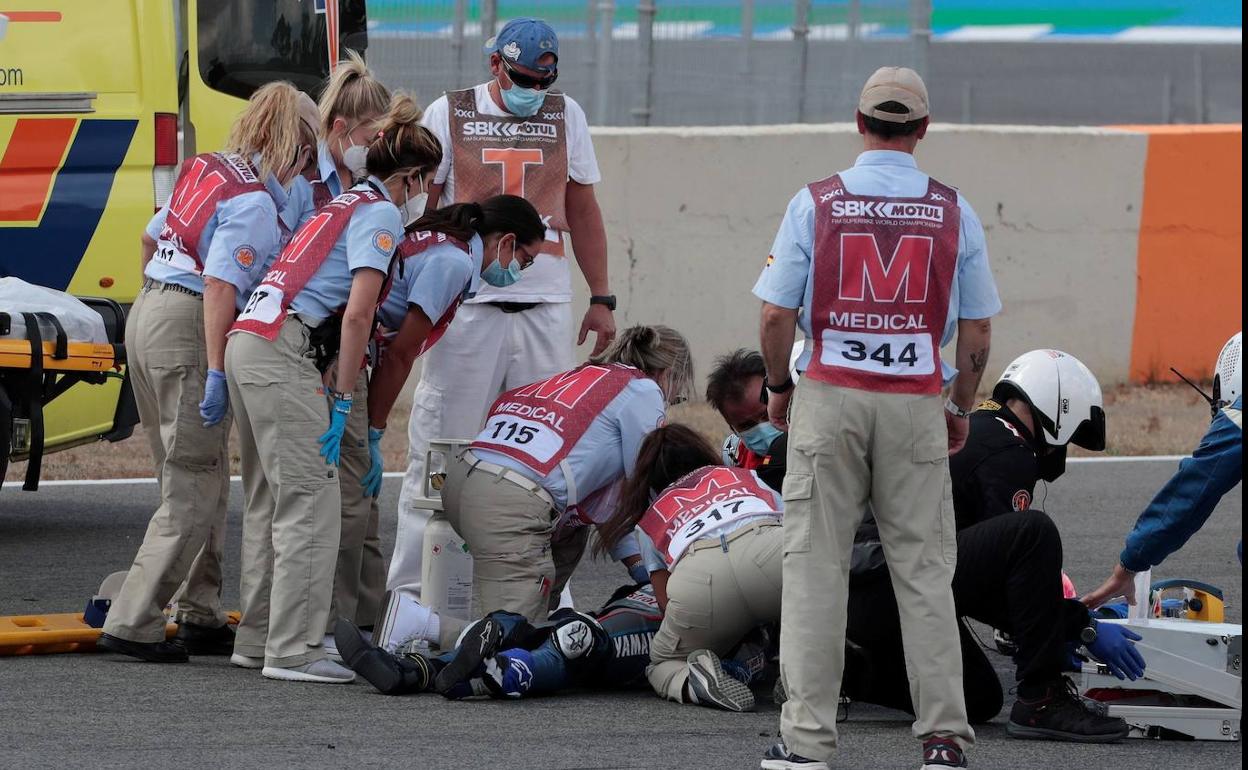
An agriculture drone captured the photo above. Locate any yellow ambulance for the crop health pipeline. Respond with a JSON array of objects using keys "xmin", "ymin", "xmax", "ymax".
[{"xmin": 0, "ymin": 1, "xmax": 367, "ymax": 488}]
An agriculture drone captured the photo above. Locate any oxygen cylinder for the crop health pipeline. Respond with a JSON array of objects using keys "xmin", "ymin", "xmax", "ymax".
[{"xmin": 420, "ymin": 515, "xmax": 474, "ymax": 618}]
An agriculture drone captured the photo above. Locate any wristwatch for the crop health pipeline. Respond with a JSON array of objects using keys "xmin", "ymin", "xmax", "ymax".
[
  {"xmin": 1079, "ymin": 624, "xmax": 1098, "ymax": 646},
  {"xmin": 765, "ymin": 376, "xmax": 795, "ymax": 395},
  {"xmin": 589, "ymin": 295, "xmax": 617, "ymax": 311},
  {"xmin": 944, "ymin": 398, "xmax": 971, "ymax": 419}
]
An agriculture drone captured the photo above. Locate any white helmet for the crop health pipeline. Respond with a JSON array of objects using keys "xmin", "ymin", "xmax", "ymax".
[
  {"xmin": 1212, "ymin": 331, "xmax": 1242, "ymax": 411},
  {"xmin": 992, "ymin": 350, "xmax": 1106, "ymax": 450}
]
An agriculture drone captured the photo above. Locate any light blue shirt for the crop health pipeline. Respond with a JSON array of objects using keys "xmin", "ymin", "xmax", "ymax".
[
  {"xmin": 289, "ymin": 177, "xmax": 401, "ymax": 327},
  {"xmin": 317, "ymin": 141, "xmax": 348, "ymax": 199},
  {"xmin": 471, "ymin": 377, "xmax": 668, "ymax": 515},
  {"xmin": 377, "ymin": 234, "xmax": 482, "ymax": 329},
  {"xmin": 144, "ymin": 159, "xmax": 291, "ymax": 310},
  {"xmin": 752, "ymin": 150, "xmax": 1001, "ymax": 380},
  {"xmin": 283, "ymin": 176, "xmax": 318, "ymax": 233}
]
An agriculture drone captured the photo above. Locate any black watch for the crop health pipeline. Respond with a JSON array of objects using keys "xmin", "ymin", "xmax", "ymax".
[
  {"xmin": 1079, "ymin": 624, "xmax": 1098, "ymax": 646},
  {"xmin": 765, "ymin": 376, "xmax": 795, "ymax": 395},
  {"xmin": 590, "ymin": 295, "xmax": 617, "ymax": 311}
]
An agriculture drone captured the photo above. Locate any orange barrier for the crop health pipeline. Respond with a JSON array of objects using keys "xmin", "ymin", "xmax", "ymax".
[{"xmin": 1119, "ymin": 125, "xmax": 1243, "ymax": 383}]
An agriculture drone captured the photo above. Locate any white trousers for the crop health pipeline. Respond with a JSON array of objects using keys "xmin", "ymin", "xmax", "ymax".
[{"xmin": 388, "ymin": 301, "xmax": 574, "ymax": 594}]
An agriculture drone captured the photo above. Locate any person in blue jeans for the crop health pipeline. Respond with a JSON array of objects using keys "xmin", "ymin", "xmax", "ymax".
[{"xmin": 1082, "ymin": 331, "xmax": 1242, "ymax": 609}]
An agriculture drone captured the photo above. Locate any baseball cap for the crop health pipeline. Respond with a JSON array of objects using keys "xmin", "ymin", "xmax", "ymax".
[
  {"xmin": 858, "ymin": 66, "xmax": 929, "ymax": 123},
  {"xmin": 485, "ymin": 18, "xmax": 559, "ymax": 74}
]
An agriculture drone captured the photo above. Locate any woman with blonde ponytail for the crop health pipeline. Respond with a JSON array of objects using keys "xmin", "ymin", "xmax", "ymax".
[
  {"xmin": 315, "ymin": 50, "xmax": 392, "ymax": 200},
  {"xmin": 374, "ymin": 324, "xmax": 693, "ymax": 655},
  {"xmin": 97, "ymin": 81, "xmax": 316, "ymax": 666},
  {"xmin": 223, "ymin": 91, "xmax": 442, "ymax": 684}
]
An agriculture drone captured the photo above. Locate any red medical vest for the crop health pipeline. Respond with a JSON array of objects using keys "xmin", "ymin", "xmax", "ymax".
[
  {"xmin": 391, "ymin": 230, "xmax": 472, "ymax": 356},
  {"xmin": 805, "ymin": 174, "xmax": 960, "ymax": 395},
  {"xmin": 471, "ymin": 363, "xmax": 643, "ymax": 476},
  {"xmin": 638, "ymin": 466, "xmax": 780, "ymax": 567},
  {"xmin": 157, "ymin": 153, "xmax": 267, "ymax": 274}
]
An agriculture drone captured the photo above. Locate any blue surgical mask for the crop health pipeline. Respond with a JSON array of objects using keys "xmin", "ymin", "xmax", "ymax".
[
  {"xmin": 481, "ymin": 237, "xmax": 523, "ymax": 287},
  {"xmin": 740, "ymin": 422, "xmax": 783, "ymax": 455},
  {"xmin": 500, "ymin": 81, "xmax": 546, "ymax": 117}
]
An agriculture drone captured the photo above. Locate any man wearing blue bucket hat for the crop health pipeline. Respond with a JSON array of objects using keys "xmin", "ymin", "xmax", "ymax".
[{"xmin": 389, "ymin": 18, "xmax": 617, "ymax": 602}]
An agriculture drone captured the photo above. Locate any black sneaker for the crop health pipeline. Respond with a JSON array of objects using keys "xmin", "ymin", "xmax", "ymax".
[
  {"xmin": 921, "ymin": 737, "xmax": 967, "ymax": 768},
  {"xmin": 96, "ymin": 632, "xmax": 188, "ymax": 663},
  {"xmin": 335, "ymin": 617, "xmax": 432, "ymax": 695},
  {"xmin": 759, "ymin": 742, "xmax": 829, "ymax": 770},
  {"xmin": 1007, "ymin": 679, "xmax": 1130, "ymax": 743},
  {"xmin": 434, "ymin": 617, "xmax": 503, "ymax": 696},
  {"xmin": 172, "ymin": 620, "xmax": 235, "ymax": 655}
]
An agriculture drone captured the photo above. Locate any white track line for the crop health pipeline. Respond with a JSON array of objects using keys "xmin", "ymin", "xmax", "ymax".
[{"xmin": 5, "ymin": 456, "xmax": 1189, "ymax": 488}]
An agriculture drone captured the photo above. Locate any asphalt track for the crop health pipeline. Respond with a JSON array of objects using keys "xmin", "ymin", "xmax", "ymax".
[{"xmin": 0, "ymin": 460, "xmax": 1240, "ymax": 769}]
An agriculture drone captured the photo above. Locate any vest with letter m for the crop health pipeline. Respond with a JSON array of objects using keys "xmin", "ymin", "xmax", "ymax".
[
  {"xmin": 156, "ymin": 153, "xmax": 267, "ymax": 274},
  {"xmin": 639, "ymin": 466, "xmax": 781, "ymax": 567},
  {"xmin": 806, "ymin": 173, "xmax": 960, "ymax": 394},
  {"xmin": 391, "ymin": 229, "xmax": 472, "ymax": 356}
]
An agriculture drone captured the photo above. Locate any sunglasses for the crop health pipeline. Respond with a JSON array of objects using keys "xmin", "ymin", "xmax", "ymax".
[{"xmin": 501, "ymin": 58, "xmax": 558, "ymax": 90}]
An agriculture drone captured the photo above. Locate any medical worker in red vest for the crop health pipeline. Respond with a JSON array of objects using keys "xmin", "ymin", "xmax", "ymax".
[
  {"xmin": 406, "ymin": 326, "xmax": 691, "ymax": 651},
  {"xmin": 224, "ymin": 94, "xmax": 441, "ymax": 685},
  {"xmin": 754, "ymin": 68, "xmax": 999, "ymax": 770},
  {"xmin": 366, "ymin": 195, "xmax": 547, "ymax": 451},
  {"xmin": 97, "ymin": 83, "xmax": 313, "ymax": 665},
  {"xmin": 597, "ymin": 424, "xmax": 784, "ymax": 714}
]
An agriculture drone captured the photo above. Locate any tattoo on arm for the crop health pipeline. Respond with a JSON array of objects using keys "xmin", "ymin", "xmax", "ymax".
[{"xmin": 970, "ymin": 348, "xmax": 989, "ymax": 374}]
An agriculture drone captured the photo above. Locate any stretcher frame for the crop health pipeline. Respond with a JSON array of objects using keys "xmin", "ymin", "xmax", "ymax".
[{"xmin": 1080, "ymin": 617, "xmax": 1241, "ymax": 741}]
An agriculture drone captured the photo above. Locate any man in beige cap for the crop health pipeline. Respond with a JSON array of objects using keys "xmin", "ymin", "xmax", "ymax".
[{"xmin": 754, "ymin": 67, "xmax": 998, "ymax": 769}]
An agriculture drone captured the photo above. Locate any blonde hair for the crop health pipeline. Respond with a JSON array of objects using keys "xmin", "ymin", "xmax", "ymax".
[
  {"xmin": 318, "ymin": 50, "xmax": 391, "ymax": 136},
  {"xmin": 225, "ymin": 81, "xmax": 302, "ymax": 181},
  {"xmin": 365, "ymin": 91, "xmax": 441, "ymax": 179},
  {"xmin": 593, "ymin": 325, "xmax": 695, "ymax": 404}
]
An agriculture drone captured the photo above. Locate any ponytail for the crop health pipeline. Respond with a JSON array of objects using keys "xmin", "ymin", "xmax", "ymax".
[
  {"xmin": 225, "ymin": 81, "xmax": 302, "ymax": 180},
  {"xmin": 593, "ymin": 325, "xmax": 695, "ymax": 405},
  {"xmin": 409, "ymin": 195, "xmax": 545, "ymax": 244},
  {"xmin": 318, "ymin": 50, "xmax": 390, "ymax": 136},
  {"xmin": 595, "ymin": 424, "xmax": 721, "ymax": 557},
  {"xmin": 364, "ymin": 91, "xmax": 441, "ymax": 181}
]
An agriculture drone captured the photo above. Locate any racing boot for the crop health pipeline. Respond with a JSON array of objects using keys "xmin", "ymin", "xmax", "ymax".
[
  {"xmin": 374, "ymin": 590, "xmax": 439, "ymax": 653},
  {"xmin": 434, "ymin": 615, "xmax": 504, "ymax": 696},
  {"xmin": 335, "ymin": 617, "xmax": 432, "ymax": 696},
  {"xmin": 1007, "ymin": 678, "xmax": 1130, "ymax": 743},
  {"xmin": 685, "ymin": 649, "xmax": 755, "ymax": 712}
]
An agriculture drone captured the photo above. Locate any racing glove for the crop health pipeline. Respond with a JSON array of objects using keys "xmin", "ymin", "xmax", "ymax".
[
  {"xmin": 199, "ymin": 369, "xmax": 229, "ymax": 427},
  {"xmin": 1086, "ymin": 621, "xmax": 1146, "ymax": 681},
  {"xmin": 318, "ymin": 394, "xmax": 352, "ymax": 466},
  {"xmin": 361, "ymin": 426, "xmax": 385, "ymax": 497}
]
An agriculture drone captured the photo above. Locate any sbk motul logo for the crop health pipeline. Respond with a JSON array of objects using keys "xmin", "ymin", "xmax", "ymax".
[
  {"xmin": 838, "ymin": 233, "xmax": 933, "ymax": 303},
  {"xmin": 831, "ymin": 200, "xmax": 943, "ymax": 223},
  {"xmin": 462, "ymin": 121, "xmax": 558, "ymax": 139}
]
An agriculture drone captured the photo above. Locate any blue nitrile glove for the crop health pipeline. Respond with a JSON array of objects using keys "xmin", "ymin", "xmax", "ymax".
[
  {"xmin": 361, "ymin": 426, "xmax": 385, "ymax": 498},
  {"xmin": 199, "ymin": 369, "xmax": 229, "ymax": 427},
  {"xmin": 1086, "ymin": 621, "xmax": 1146, "ymax": 681},
  {"xmin": 318, "ymin": 395, "xmax": 352, "ymax": 466},
  {"xmin": 627, "ymin": 561, "xmax": 651, "ymax": 585}
]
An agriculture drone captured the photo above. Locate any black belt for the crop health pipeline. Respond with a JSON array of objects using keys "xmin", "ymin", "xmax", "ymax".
[
  {"xmin": 142, "ymin": 277, "xmax": 203, "ymax": 299},
  {"xmin": 487, "ymin": 301, "xmax": 540, "ymax": 314}
]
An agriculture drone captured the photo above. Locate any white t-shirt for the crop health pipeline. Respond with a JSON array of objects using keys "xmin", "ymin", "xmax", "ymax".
[{"xmin": 421, "ymin": 83, "xmax": 602, "ymax": 304}]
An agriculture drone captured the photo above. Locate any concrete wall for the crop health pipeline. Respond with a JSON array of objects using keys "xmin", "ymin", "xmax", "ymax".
[{"xmin": 567, "ymin": 124, "xmax": 1242, "ymax": 387}]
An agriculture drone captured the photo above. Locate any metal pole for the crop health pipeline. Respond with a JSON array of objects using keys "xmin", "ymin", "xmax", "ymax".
[
  {"xmin": 632, "ymin": 1, "xmax": 657, "ymax": 125},
  {"xmin": 482, "ymin": 0, "xmax": 498, "ymax": 47},
  {"xmin": 848, "ymin": 0, "xmax": 861, "ymax": 39},
  {"xmin": 452, "ymin": 0, "xmax": 467, "ymax": 86},
  {"xmin": 910, "ymin": 0, "xmax": 931, "ymax": 79},
  {"xmin": 594, "ymin": 1, "xmax": 616, "ymax": 124},
  {"xmin": 741, "ymin": 0, "xmax": 755, "ymax": 123},
  {"xmin": 1193, "ymin": 50, "xmax": 1206, "ymax": 122},
  {"xmin": 793, "ymin": 0, "xmax": 811, "ymax": 123}
]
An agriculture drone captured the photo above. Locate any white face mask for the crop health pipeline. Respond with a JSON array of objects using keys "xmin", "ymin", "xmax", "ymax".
[
  {"xmin": 399, "ymin": 177, "xmax": 428, "ymax": 226},
  {"xmin": 339, "ymin": 127, "xmax": 370, "ymax": 180}
]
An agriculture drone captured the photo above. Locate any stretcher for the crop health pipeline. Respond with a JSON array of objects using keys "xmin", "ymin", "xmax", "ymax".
[
  {"xmin": 1, "ymin": 298, "xmax": 137, "ymax": 491},
  {"xmin": 1081, "ymin": 616, "xmax": 1242, "ymax": 741}
]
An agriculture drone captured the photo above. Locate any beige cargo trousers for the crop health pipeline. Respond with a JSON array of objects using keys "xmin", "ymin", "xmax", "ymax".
[
  {"xmin": 779, "ymin": 378, "xmax": 974, "ymax": 761},
  {"xmin": 226, "ymin": 318, "xmax": 340, "ymax": 667},
  {"xmin": 103, "ymin": 284, "xmax": 230, "ymax": 643}
]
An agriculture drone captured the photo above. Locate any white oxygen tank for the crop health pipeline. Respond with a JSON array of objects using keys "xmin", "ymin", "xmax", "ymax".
[{"xmin": 419, "ymin": 515, "xmax": 474, "ymax": 618}]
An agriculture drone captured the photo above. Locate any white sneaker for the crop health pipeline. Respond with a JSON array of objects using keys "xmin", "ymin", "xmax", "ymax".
[
  {"xmin": 262, "ymin": 659, "xmax": 355, "ymax": 684},
  {"xmin": 230, "ymin": 652, "xmax": 263, "ymax": 669},
  {"xmin": 375, "ymin": 590, "xmax": 438, "ymax": 653}
]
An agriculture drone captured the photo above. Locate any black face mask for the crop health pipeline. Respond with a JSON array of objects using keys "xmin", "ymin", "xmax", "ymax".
[{"xmin": 1038, "ymin": 444, "xmax": 1068, "ymax": 483}]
